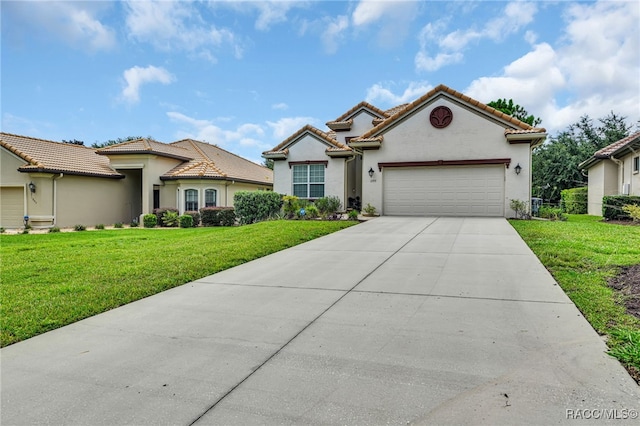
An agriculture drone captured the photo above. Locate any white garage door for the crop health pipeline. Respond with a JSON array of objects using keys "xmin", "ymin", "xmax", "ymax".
[
  {"xmin": 383, "ymin": 166, "xmax": 505, "ymax": 216},
  {"xmin": 0, "ymin": 187, "xmax": 25, "ymax": 228}
]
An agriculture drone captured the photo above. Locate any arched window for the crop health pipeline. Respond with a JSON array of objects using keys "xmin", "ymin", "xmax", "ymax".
[
  {"xmin": 185, "ymin": 189, "xmax": 198, "ymax": 211},
  {"xmin": 205, "ymin": 189, "xmax": 217, "ymax": 207}
]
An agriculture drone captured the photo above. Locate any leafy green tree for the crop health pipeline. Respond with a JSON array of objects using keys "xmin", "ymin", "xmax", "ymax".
[
  {"xmin": 91, "ymin": 136, "xmax": 144, "ymax": 149},
  {"xmin": 62, "ymin": 139, "xmax": 85, "ymax": 146},
  {"xmin": 487, "ymin": 98, "xmax": 542, "ymax": 127},
  {"xmin": 263, "ymin": 158, "xmax": 274, "ymax": 170},
  {"xmin": 532, "ymin": 112, "xmax": 632, "ymax": 202}
]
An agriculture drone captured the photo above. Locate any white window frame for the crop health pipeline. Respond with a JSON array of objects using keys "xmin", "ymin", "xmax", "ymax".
[{"xmin": 292, "ymin": 164, "xmax": 325, "ymax": 199}]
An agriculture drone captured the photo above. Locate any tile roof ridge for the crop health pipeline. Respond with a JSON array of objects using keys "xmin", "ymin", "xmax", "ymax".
[
  {"xmin": 331, "ymin": 101, "xmax": 389, "ymax": 123},
  {"xmin": 175, "ymin": 138, "xmax": 269, "ymax": 168},
  {"xmin": 595, "ymin": 130, "xmax": 640, "ymax": 157}
]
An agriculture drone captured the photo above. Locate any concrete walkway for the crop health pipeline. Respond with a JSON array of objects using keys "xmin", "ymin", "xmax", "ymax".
[{"xmin": 1, "ymin": 217, "xmax": 638, "ymax": 425}]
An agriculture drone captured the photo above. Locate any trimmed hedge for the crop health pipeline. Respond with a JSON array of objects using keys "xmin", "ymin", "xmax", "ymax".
[
  {"xmin": 560, "ymin": 187, "xmax": 588, "ymax": 214},
  {"xmin": 153, "ymin": 207, "xmax": 179, "ymax": 227},
  {"xmin": 602, "ymin": 195, "xmax": 640, "ymax": 220},
  {"xmin": 178, "ymin": 214, "xmax": 193, "ymax": 228},
  {"xmin": 185, "ymin": 210, "xmax": 200, "ymax": 227},
  {"xmin": 143, "ymin": 214, "xmax": 157, "ymax": 228},
  {"xmin": 234, "ymin": 191, "xmax": 283, "ymax": 224},
  {"xmin": 200, "ymin": 207, "xmax": 236, "ymax": 226}
]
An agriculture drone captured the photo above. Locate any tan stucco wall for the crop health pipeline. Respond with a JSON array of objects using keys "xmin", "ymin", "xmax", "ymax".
[
  {"xmin": 1, "ymin": 148, "xmax": 30, "ymax": 227},
  {"xmin": 272, "ymin": 134, "xmax": 348, "ymax": 208},
  {"xmin": 587, "ymin": 161, "xmax": 619, "ymax": 216},
  {"xmin": 161, "ymin": 180, "xmax": 271, "ymax": 214},
  {"xmin": 333, "ymin": 110, "xmax": 378, "ymax": 144},
  {"xmin": 620, "ymin": 152, "xmax": 640, "ymax": 197},
  {"xmin": 361, "ymin": 98, "xmax": 532, "ymax": 217}
]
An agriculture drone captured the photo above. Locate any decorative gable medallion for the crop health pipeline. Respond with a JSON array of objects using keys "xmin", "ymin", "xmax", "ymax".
[{"xmin": 430, "ymin": 106, "xmax": 453, "ymax": 129}]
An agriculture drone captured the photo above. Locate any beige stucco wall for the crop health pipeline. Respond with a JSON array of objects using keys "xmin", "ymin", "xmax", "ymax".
[
  {"xmin": 272, "ymin": 134, "xmax": 348, "ymax": 208},
  {"xmin": 161, "ymin": 180, "xmax": 271, "ymax": 214},
  {"xmin": 333, "ymin": 110, "xmax": 378, "ymax": 144},
  {"xmin": 587, "ymin": 161, "xmax": 619, "ymax": 216},
  {"xmin": 620, "ymin": 152, "xmax": 640, "ymax": 197},
  {"xmin": 1, "ymin": 148, "xmax": 31, "ymax": 227},
  {"xmin": 361, "ymin": 98, "xmax": 532, "ymax": 217}
]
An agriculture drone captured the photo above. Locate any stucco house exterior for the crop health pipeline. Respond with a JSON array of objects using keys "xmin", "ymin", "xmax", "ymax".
[
  {"xmin": 263, "ymin": 84, "xmax": 547, "ymax": 217},
  {"xmin": 0, "ymin": 133, "xmax": 273, "ymax": 229},
  {"xmin": 578, "ymin": 131, "xmax": 640, "ymax": 216}
]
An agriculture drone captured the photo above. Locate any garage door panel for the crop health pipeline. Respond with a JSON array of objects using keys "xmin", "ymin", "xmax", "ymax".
[
  {"xmin": 383, "ymin": 166, "xmax": 505, "ymax": 217},
  {"xmin": 1, "ymin": 187, "xmax": 25, "ymax": 228}
]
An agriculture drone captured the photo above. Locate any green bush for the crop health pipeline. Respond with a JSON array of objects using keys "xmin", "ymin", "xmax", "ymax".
[
  {"xmin": 95, "ymin": 224, "xmax": 105, "ymax": 230},
  {"xmin": 304, "ymin": 204, "xmax": 319, "ymax": 219},
  {"xmin": 74, "ymin": 224, "xmax": 86, "ymax": 231},
  {"xmin": 178, "ymin": 214, "xmax": 194, "ymax": 228},
  {"xmin": 49, "ymin": 226, "xmax": 60, "ymax": 233},
  {"xmin": 129, "ymin": 220, "xmax": 139, "ymax": 228},
  {"xmin": 622, "ymin": 204, "xmax": 640, "ymax": 222},
  {"xmin": 234, "ymin": 191, "xmax": 283, "ymax": 224},
  {"xmin": 185, "ymin": 211, "xmax": 200, "ymax": 227},
  {"xmin": 363, "ymin": 203, "xmax": 377, "ymax": 216},
  {"xmin": 348, "ymin": 209, "xmax": 359, "ymax": 221},
  {"xmin": 0, "ymin": 227, "xmax": 5, "ymax": 233},
  {"xmin": 114, "ymin": 222, "xmax": 124, "ymax": 229},
  {"xmin": 161, "ymin": 211, "xmax": 179, "ymax": 227},
  {"xmin": 602, "ymin": 195, "xmax": 640, "ymax": 220},
  {"xmin": 282, "ymin": 195, "xmax": 299, "ymax": 218},
  {"xmin": 539, "ymin": 206, "xmax": 567, "ymax": 221},
  {"xmin": 200, "ymin": 207, "xmax": 236, "ymax": 226},
  {"xmin": 509, "ymin": 199, "xmax": 529, "ymax": 219},
  {"xmin": 315, "ymin": 196, "xmax": 342, "ymax": 219},
  {"xmin": 560, "ymin": 187, "xmax": 588, "ymax": 214},
  {"xmin": 153, "ymin": 207, "xmax": 179, "ymax": 227},
  {"xmin": 143, "ymin": 214, "xmax": 157, "ymax": 228}
]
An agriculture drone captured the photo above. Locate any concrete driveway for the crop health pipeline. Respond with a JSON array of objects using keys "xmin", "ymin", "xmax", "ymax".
[{"xmin": 1, "ymin": 217, "xmax": 638, "ymax": 425}]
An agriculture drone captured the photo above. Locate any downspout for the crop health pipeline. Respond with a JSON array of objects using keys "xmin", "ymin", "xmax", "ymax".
[{"xmin": 53, "ymin": 173, "xmax": 64, "ymax": 226}]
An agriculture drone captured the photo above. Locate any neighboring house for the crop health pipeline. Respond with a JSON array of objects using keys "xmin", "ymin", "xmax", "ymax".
[
  {"xmin": 0, "ymin": 133, "xmax": 273, "ymax": 229},
  {"xmin": 579, "ymin": 131, "xmax": 640, "ymax": 216},
  {"xmin": 263, "ymin": 84, "xmax": 547, "ymax": 217}
]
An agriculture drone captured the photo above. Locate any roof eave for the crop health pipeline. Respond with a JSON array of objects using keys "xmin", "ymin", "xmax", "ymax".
[
  {"xmin": 262, "ymin": 152, "xmax": 288, "ymax": 160},
  {"xmin": 326, "ymin": 150, "xmax": 354, "ymax": 158},
  {"xmin": 17, "ymin": 167, "xmax": 124, "ymax": 179},
  {"xmin": 97, "ymin": 150, "xmax": 192, "ymax": 161},
  {"xmin": 160, "ymin": 175, "xmax": 272, "ymax": 186}
]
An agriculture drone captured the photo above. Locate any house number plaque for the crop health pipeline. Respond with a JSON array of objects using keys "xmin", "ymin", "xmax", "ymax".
[{"xmin": 430, "ymin": 106, "xmax": 453, "ymax": 129}]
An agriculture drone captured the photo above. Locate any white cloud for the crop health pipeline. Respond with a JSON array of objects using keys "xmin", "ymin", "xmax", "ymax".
[
  {"xmin": 416, "ymin": 2, "xmax": 538, "ymax": 72},
  {"xmin": 352, "ymin": 0, "xmax": 391, "ymax": 26},
  {"xmin": 272, "ymin": 103, "xmax": 289, "ymax": 110},
  {"xmin": 121, "ymin": 66, "xmax": 175, "ymax": 104},
  {"xmin": 267, "ymin": 117, "xmax": 318, "ymax": 140},
  {"xmin": 124, "ymin": 0, "xmax": 242, "ymax": 59},
  {"xmin": 352, "ymin": 0, "xmax": 419, "ymax": 48},
  {"xmin": 464, "ymin": 1, "xmax": 639, "ymax": 134},
  {"xmin": 3, "ymin": 1, "xmax": 116, "ymax": 51},
  {"xmin": 366, "ymin": 81, "xmax": 434, "ymax": 106},
  {"xmin": 321, "ymin": 15, "xmax": 349, "ymax": 54}
]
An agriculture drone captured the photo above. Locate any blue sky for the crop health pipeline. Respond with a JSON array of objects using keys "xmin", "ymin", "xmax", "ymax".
[{"xmin": 2, "ymin": 0, "xmax": 639, "ymax": 164}]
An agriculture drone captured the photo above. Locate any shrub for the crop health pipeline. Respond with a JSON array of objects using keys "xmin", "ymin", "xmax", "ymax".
[
  {"xmin": 0, "ymin": 227, "xmax": 5, "ymax": 233},
  {"xmin": 602, "ymin": 195, "xmax": 640, "ymax": 220},
  {"xmin": 315, "ymin": 196, "xmax": 342, "ymax": 219},
  {"xmin": 185, "ymin": 211, "xmax": 200, "ymax": 227},
  {"xmin": 348, "ymin": 210, "xmax": 359, "ymax": 221},
  {"xmin": 143, "ymin": 214, "xmax": 157, "ymax": 228},
  {"xmin": 153, "ymin": 207, "xmax": 179, "ymax": 227},
  {"xmin": 304, "ymin": 204, "xmax": 319, "ymax": 219},
  {"xmin": 129, "ymin": 220, "xmax": 139, "ymax": 228},
  {"xmin": 179, "ymin": 214, "xmax": 193, "ymax": 228},
  {"xmin": 200, "ymin": 207, "xmax": 236, "ymax": 226},
  {"xmin": 95, "ymin": 224, "xmax": 105, "ymax": 230},
  {"xmin": 282, "ymin": 195, "xmax": 300, "ymax": 218},
  {"xmin": 22, "ymin": 229, "xmax": 29, "ymax": 234},
  {"xmin": 560, "ymin": 187, "xmax": 588, "ymax": 214},
  {"xmin": 622, "ymin": 204, "xmax": 640, "ymax": 222},
  {"xmin": 363, "ymin": 203, "xmax": 377, "ymax": 216},
  {"xmin": 49, "ymin": 226, "xmax": 60, "ymax": 233},
  {"xmin": 234, "ymin": 191, "xmax": 283, "ymax": 224},
  {"xmin": 161, "ymin": 211, "xmax": 179, "ymax": 227},
  {"xmin": 539, "ymin": 206, "xmax": 567, "ymax": 221},
  {"xmin": 509, "ymin": 199, "xmax": 529, "ymax": 219},
  {"xmin": 114, "ymin": 222, "xmax": 124, "ymax": 229},
  {"xmin": 74, "ymin": 224, "xmax": 86, "ymax": 231}
]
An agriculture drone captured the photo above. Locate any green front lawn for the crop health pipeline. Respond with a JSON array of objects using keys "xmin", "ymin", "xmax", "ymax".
[
  {"xmin": 510, "ymin": 215, "xmax": 640, "ymax": 375},
  {"xmin": 0, "ymin": 220, "xmax": 356, "ymax": 347}
]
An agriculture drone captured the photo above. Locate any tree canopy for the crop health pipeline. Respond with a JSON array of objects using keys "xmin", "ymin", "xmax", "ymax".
[
  {"xmin": 91, "ymin": 136, "xmax": 144, "ymax": 149},
  {"xmin": 487, "ymin": 98, "xmax": 542, "ymax": 127}
]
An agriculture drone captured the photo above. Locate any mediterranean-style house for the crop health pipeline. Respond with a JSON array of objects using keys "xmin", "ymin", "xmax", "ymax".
[
  {"xmin": 579, "ymin": 131, "xmax": 640, "ymax": 216},
  {"xmin": 0, "ymin": 133, "xmax": 273, "ymax": 229},
  {"xmin": 263, "ymin": 84, "xmax": 547, "ymax": 217}
]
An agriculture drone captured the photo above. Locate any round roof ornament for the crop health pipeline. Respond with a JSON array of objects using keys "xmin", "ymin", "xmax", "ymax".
[{"xmin": 430, "ymin": 106, "xmax": 453, "ymax": 129}]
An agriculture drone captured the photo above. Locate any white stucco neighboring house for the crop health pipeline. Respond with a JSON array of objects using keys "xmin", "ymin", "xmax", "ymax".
[
  {"xmin": 263, "ymin": 84, "xmax": 547, "ymax": 217},
  {"xmin": 579, "ymin": 131, "xmax": 640, "ymax": 216}
]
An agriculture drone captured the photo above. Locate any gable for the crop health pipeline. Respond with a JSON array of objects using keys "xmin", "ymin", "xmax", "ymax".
[{"xmin": 263, "ymin": 125, "xmax": 352, "ymax": 160}]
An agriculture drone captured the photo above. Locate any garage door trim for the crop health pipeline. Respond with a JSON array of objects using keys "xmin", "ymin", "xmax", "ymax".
[{"xmin": 378, "ymin": 158, "xmax": 511, "ymax": 171}]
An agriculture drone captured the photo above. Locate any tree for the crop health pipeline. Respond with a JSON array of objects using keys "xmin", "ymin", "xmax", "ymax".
[
  {"xmin": 263, "ymin": 158, "xmax": 274, "ymax": 170},
  {"xmin": 91, "ymin": 136, "xmax": 144, "ymax": 149},
  {"xmin": 62, "ymin": 139, "xmax": 85, "ymax": 146},
  {"xmin": 487, "ymin": 98, "xmax": 542, "ymax": 127},
  {"xmin": 532, "ymin": 112, "xmax": 632, "ymax": 203}
]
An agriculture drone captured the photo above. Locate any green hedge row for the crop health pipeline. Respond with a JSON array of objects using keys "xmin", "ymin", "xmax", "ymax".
[
  {"xmin": 602, "ymin": 195, "xmax": 640, "ymax": 220},
  {"xmin": 200, "ymin": 207, "xmax": 236, "ymax": 226},
  {"xmin": 233, "ymin": 191, "xmax": 282, "ymax": 225},
  {"xmin": 560, "ymin": 187, "xmax": 588, "ymax": 214}
]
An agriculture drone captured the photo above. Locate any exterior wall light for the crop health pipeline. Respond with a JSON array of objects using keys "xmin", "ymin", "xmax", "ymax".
[
  {"xmin": 28, "ymin": 182, "xmax": 36, "ymax": 193},
  {"xmin": 368, "ymin": 167, "xmax": 375, "ymax": 178},
  {"xmin": 514, "ymin": 163, "xmax": 522, "ymax": 175}
]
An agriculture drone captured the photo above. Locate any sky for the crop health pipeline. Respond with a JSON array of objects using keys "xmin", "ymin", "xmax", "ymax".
[{"xmin": 2, "ymin": 0, "xmax": 639, "ymax": 165}]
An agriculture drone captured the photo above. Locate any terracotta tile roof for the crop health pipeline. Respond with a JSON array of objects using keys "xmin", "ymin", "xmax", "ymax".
[
  {"xmin": 97, "ymin": 138, "xmax": 193, "ymax": 161},
  {"xmin": 594, "ymin": 131, "xmax": 640, "ymax": 158},
  {"xmin": 354, "ymin": 84, "xmax": 547, "ymax": 143},
  {"xmin": 165, "ymin": 139, "xmax": 273, "ymax": 185},
  {"xmin": 330, "ymin": 101, "xmax": 390, "ymax": 123},
  {"xmin": 0, "ymin": 132, "xmax": 122, "ymax": 178},
  {"xmin": 262, "ymin": 125, "xmax": 353, "ymax": 157}
]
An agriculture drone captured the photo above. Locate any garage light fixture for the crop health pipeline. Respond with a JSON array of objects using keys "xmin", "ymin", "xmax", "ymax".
[
  {"xmin": 514, "ymin": 163, "xmax": 522, "ymax": 175},
  {"xmin": 28, "ymin": 182, "xmax": 36, "ymax": 193},
  {"xmin": 368, "ymin": 167, "xmax": 374, "ymax": 178}
]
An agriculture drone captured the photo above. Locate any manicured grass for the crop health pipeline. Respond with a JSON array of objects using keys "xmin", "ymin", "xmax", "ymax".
[
  {"xmin": 0, "ymin": 220, "xmax": 356, "ymax": 347},
  {"xmin": 510, "ymin": 215, "xmax": 640, "ymax": 372}
]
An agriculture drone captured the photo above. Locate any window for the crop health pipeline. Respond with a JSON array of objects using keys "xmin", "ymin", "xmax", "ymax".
[
  {"xmin": 205, "ymin": 189, "xmax": 217, "ymax": 207},
  {"xmin": 634, "ymin": 156, "xmax": 639, "ymax": 174},
  {"xmin": 292, "ymin": 164, "xmax": 325, "ymax": 198},
  {"xmin": 185, "ymin": 189, "xmax": 198, "ymax": 211}
]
